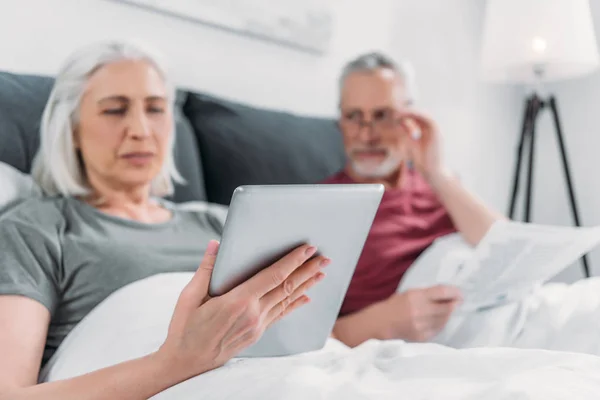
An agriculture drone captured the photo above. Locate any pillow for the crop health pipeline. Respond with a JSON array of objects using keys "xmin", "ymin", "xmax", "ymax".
[
  {"xmin": 0, "ymin": 71, "xmax": 51, "ymax": 174},
  {"xmin": 0, "ymin": 162, "xmax": 41, "ymax": 213},
  {"xmin": 0, "ymin": 70, "xmax": 207, "ymax": 203},
  {"xmin": 183, "ymin": 93, "xmax": 346, "ymax": 205}
]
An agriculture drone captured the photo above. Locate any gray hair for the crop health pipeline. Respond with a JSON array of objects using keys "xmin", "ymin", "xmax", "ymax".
[
  {"xmin": 338, "ymin": 51, "xmax": 418, "ymax": 105},
  {"xmin": 31, "ymin": 40, "xmax": 183, "ymax": 198}
]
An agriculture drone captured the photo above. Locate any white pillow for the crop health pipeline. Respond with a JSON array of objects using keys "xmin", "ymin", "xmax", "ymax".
[{"xmin": 0, "ymin": 161, "xmax": 41, "ymax": 212}]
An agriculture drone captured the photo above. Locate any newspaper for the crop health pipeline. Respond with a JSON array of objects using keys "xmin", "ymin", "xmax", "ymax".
[{"xmin": 397, "ymin": 220, "xmax": 600, "ymax": 312}]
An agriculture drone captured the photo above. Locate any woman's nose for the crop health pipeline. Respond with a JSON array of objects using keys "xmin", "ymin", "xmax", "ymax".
[{"xmin": 127, "ymin": 111, "xmax": 151, "ymax": 139}]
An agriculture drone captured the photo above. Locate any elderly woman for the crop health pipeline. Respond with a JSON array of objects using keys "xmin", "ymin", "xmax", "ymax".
[{"xmin": 0, "ymin": 41, "xmax": 328, "ymax": 399}]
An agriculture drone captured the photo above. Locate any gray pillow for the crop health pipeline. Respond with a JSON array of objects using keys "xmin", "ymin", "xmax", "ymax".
[
  {"xmin": 0, "ymin": 71, "xmax": 50, "ymax": 174},
  {"xmin": 0, "ymin": 162, "xmax": 41, "ymax": 214},
  {"xmin": 183, "ymin": 93, "xmax": 346, "ymax": 205},
  {"xmin": 0, "ymin": 70, "xmax": 207, "ymax": 203}
]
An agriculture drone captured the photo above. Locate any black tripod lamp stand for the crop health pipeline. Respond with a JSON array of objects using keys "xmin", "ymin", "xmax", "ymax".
[
  {"xmin": 507, "ymin": 93, "xmax": 591, "ymax": 278},
  {"xmin": 481, "ymin": 0, "xmax": 600, "ymax": 278}
]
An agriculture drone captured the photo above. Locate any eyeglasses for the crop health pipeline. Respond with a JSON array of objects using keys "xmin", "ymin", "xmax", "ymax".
[{"xmin": 339, "ymin": 108, "xmax": 403, "ymax": 137}]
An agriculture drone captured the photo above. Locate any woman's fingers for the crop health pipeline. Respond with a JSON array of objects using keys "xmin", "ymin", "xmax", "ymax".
[
  {"xmin": 224, "ymin": 293, "xmax": 314, "ymax": 355},
  {"xmin": 260, "ymin": 255, "xmax": 329, "ymax": 311},
  {"xmin": 218, "ymin": 261, "xmax": 327, "ymax": 354},
  {"xmin": 212, "ymin": 245, "xmax": 330, "ymax": 360},
  {"xmin": 187, "ymin": 240, "xmax": 220, "ymax": 299},
  {"xmin": 171, "ymin": 240, "xmax": 220, "ymax": 330},
  {"xmin": 233, "ymin": 244, "xmax": 318, "ymax": 298},
  {"xmin": 268, "ymin": 295, "xmax": 311, "ymax": 327},
  {"xmin": 264, "ymin": 271, "xmax": 325, "ymax": 325}
]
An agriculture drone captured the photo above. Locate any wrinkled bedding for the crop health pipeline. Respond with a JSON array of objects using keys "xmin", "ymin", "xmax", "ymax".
[
  {"xmin": 40, "ymin": 273, "xmax": 600, "ymax": 399},
  {"xmin": 397, "ymin": 233, "xmax": 600, "ymax": 355},
  {"xmin": 435, "ymin": 278, "xmax": 600, "ymax": 356}
]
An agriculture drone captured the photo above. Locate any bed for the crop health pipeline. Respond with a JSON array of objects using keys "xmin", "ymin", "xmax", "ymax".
[
  {"xmin": 3, "ymin": 69, "xmax": 600, "ymax": 399},
  {"xmin": 39, "ymin": 273, "xmax": 600, "ymax": 399}
]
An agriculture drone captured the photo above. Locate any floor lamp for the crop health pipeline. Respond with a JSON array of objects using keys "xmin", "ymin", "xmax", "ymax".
[{"xmin": 480, "ymin": 0, "xmax": 600, "ymax": 278}]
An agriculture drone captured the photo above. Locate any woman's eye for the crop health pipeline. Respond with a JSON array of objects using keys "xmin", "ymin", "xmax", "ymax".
[
  {"xmin": 103, "ymin": 108, "xmax": 126, "ymax": 115},
  {"xmin": 147, "ymin": 107, "xmax": 165, "ymax": 114}
]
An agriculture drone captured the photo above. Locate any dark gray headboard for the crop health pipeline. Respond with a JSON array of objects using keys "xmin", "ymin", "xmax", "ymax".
[
  {"xmin": 183, "ymin": 92, "xmax": 346, "ymax": 205},
  {"xmin": 0, "ymin": 70, "xmax": 207, "ymax": 203}
]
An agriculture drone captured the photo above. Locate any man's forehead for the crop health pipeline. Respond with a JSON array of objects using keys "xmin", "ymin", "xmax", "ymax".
[{"xmin": 340, "ymin": 69, "xmax": 407, "ymax": 108}]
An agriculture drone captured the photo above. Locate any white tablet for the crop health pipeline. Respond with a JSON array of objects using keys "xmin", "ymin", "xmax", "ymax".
[{"xmin": 209, "ymin": 184, "xmax": 384, "ymax": 357}]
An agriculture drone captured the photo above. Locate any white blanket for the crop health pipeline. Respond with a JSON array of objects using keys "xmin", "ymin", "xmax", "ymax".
[
  {"xmin": 40, "ymin": 273, "xmax": 600, "ymax": 399},
  {"xmin": 433, "ymin": 279, "xmax": 600, "ymax": 356}
]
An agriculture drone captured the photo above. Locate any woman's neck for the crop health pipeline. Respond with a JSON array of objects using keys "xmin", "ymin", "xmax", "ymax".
[{"xmin": 83, "ymin": 181, "xmax": 171, "ymax": 224}]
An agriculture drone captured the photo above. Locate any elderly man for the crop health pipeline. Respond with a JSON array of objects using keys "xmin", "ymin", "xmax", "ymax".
[{"xmin": 327, "ymin": 52, "xmax": 506, "ymax": 347}]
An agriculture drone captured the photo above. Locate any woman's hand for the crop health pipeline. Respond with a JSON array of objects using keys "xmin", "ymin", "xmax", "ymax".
[
  {"xmin": 0, "ymin": 242, "xmax": 327, "ymax": 400},
  {"xmin": 157, "ymin": 240, "xmax": 328, "ymax": 381}
]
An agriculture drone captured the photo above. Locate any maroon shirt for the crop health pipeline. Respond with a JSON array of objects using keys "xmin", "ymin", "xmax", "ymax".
[{"xmin": 323, "ymin": 170, "xmax": 457, "ymax": 316}]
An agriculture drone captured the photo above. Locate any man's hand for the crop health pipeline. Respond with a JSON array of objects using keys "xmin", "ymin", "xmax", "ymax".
[
  {"xmin": 379, "ymin": 285, "xmax": 462, "ymax": 342},
  {"xmin": 400, "ymin": 110, "xmax": 446, "ymax": 181},
  {"xmin": 333, "ymin": 285, "xmax": 462, "ymax": 347}
]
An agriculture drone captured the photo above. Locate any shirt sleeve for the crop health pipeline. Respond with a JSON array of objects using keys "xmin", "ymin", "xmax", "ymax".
[{"xmin": 0, "ymin": 216, "xmax": 61, "ymax": 315}]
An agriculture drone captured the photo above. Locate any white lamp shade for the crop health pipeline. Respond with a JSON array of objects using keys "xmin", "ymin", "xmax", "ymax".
[{"xmin": 481, "ymin": 0, "xmax": 600, "ymax": 83}]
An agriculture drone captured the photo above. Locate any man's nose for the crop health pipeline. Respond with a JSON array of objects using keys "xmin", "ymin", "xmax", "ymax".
[{"xmin": 357, "ymin": 121, "xmax": 380, "ymax": 142}]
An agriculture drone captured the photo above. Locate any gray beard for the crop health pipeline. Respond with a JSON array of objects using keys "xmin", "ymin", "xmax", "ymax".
[{"xmin": 350, "ymin": 154, "xmax": 402, "ymax": 178}]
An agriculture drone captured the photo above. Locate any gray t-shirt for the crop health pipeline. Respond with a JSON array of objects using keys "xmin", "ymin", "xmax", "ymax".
[{"xmin": 0, "ymin": 196, "xmax": 227, "ymax": 366}]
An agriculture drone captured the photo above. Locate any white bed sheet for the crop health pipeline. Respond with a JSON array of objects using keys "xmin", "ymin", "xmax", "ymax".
[{"xmin": 40, "ymin": 273, "xmax": 600, "ymax": 399}]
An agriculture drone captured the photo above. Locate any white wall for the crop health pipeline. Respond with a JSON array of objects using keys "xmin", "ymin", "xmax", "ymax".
[
  {"xmin": 0, "ymin": 0, "xmax": 520, "ymax": 198},
  {"xmin": 0, "ymin": 0, "xmax": 397, "ymax": 116},
  {"xmin": 523, "ymin": 0, "xmax": 600, "ymax": 282},
  {"xmin": 0, "ymin": 0, "xmax": 530, "ymax": 268},
  {"xmin": 390, "ymin": 0, "xmax": 520, "ymax": 211}
]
